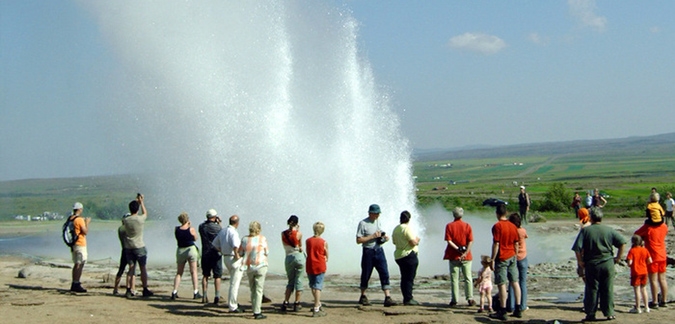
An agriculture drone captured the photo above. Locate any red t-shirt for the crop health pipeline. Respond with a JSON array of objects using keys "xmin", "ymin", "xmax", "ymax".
[
  {"xmin": 305, "ymin": 236, "xmax": 327, "ymax": 275},
  {"xmin": 634, "ymin": 223, "xmax": 668, "ymax": 262},
  {"xmin": 492, "ymin": 219, "xmax": 519, "ymax": 261},
  {"xmin": 443, "ymin": 219, "xmax": 473, "ymax": 261},
  {"xmin": 626, "ymin": 246, "xmax": 650, "ymax": 276}
]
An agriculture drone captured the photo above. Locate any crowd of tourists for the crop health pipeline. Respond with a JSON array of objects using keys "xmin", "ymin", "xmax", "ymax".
[{"xmin": 62, "ymin": 186, "xmax": 670, "ymax": 321}]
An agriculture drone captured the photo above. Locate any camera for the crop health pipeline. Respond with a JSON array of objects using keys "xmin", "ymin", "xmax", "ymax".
[
  {"xmin": 377, "ymin": 231, "xmax": 387, "ymax": 245},
  {"xmin": 457, "ymin": 246, "xmax": 467, "ymax": 253}
]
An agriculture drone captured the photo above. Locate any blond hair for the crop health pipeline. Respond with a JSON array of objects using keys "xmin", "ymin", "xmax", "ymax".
[
  {"xmin": 178, "ymin": 212, "xmax": 189, "ymax": 225},
  {"xmin": 313, "ymin": 222, "xmax": 325, "ymax": 236},
  {"xmin": 249, "ymin": 221, "xmax": 261, "ymax": 235}
]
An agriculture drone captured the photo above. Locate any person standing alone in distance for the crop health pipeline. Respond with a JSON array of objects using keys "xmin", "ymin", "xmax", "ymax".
[{"xmin": 518, "ymin": 186, "xmax": 530, "ymax": 225}]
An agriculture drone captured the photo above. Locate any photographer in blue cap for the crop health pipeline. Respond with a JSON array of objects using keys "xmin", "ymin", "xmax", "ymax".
[{"xmin": 355, "ymin": 204, "xmax": 397, "ymax": 307}]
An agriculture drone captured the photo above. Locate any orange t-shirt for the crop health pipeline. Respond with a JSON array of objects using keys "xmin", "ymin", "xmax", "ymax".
[
  {"xmin": 626, "ymin": 246, "xmax": 650, "ymax": 276},
  {"xmin": 516, "ymin": 227, "xmax": 528, "ymax": 261},
  {"xmin": 443, "ymin": 219, "xmax": 473, "ymax": 261},
  {"xmin": 73, "ymin": 216, "xmax": 87, "ymax": 246},
  {"xmin": 492, "ymin": 219, "xmax": 519, "ymax": 261},
  {"xmin": 635, "ymin": 223, "xmax": 668, "ymax": 262}
]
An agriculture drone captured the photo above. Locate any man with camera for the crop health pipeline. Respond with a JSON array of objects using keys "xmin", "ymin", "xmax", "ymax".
[
  {"xmin": 443, "ymin": 207, "xmax": 475, "ymax": 307},
  {"xmin": 199, "ymin": 209, "xmax": 223, "ymax": 304},
  {"xmin": 356, "ymin": 204, "xmax": 397, "ymax": 307},
  {"xmin": 123, "ymin": 193, "xmax": 153, "ymax": 297}
]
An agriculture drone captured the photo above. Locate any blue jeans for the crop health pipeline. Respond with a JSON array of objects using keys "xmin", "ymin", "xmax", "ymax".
[
  {"xmin": 507, "ymin": 256, "xmax": 528, "ymax": 311},
  {"xmin": 360, "ymin": 246, "xmax": 391, "ymax": 291}
]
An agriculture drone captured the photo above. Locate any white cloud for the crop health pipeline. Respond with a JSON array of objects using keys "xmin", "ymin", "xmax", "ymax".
[
  {"xmin": 568, "ymin": 0, "xmax": 607, "ymax": 32},
  {"xmin": 528, "ymin": 32, "xmax": 549, "ymax": 45},
  {"xmin": 448, "ymin": 32, "xmax": 506, "ymax": 55}
]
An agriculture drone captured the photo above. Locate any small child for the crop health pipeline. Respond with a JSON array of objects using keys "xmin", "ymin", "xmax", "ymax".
[
  {"xmin": 626, "ymin": 234, "xmax": 652, "ymax": 314},
  {"xmin": 475, "ymin": 255, "xmax": 493, "ymax": 313},
  {"xmin": 305, "ymin": 222, "xmax": 329, "ymax": 317},
  {"xmin": 645, "ymin": 192, "xmax": 665, "ymax": 225}
]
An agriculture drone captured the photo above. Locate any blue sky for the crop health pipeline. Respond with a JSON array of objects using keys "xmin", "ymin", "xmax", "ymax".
[{"xmin": 2, "ymin": 0, "xmax": 674, "ymax": 181}]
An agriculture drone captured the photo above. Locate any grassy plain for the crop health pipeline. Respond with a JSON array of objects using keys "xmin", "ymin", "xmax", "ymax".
[
  {"xmin": 414, "ymin": 144, "xmax": 675, "ymax": 218},
  {"xmin": 2, "ymin": 134, "xmax": 675, "ymax": 221}
]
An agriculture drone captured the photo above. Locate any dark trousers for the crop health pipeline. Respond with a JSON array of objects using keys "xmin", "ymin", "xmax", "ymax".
[
  {"xmin": 584, "ymin": 259, "xmax": 615, "ymax": 317},
  {"xmin": 395, "ymin": 251, "xmax": 419, "ymax": 302},
  {"xmin": 519, "ymin": 206, "xmax": 528, "ymax": 224},
  {"xmin": 360, "ymin": 246, "xmax": 391, "ymax": 291}
]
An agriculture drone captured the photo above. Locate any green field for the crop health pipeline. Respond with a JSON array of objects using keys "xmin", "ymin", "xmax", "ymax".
[
  {"xmin": 2, "ymin": 135, "xmax": 675, "ymax": 221},
  {"xmin": 414, "ymin": 144, "xmax": 675, "ymax": 218}
]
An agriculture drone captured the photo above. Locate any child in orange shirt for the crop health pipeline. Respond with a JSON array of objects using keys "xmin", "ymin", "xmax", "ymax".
[
  {"xmin": 645, "ymin": 192, "xmax": 665, "ymax": 225},
  {"xmin": 626, "ymin": 235, "xmax": 652, "ymax": 314}
]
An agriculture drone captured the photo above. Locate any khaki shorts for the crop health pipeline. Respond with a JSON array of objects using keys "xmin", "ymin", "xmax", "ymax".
[
  {"xmin": 72, "ymin": 245, "xmax": 88, "ymax": 264},
  {"xmin": 176, "ymin": 245, "xmax": 199, "ymax": 264}
]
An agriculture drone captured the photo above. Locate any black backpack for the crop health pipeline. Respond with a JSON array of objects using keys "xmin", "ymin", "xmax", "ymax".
[{"xmin": 62, "ymin": 215, "xmax": 79, "ymax": 248}]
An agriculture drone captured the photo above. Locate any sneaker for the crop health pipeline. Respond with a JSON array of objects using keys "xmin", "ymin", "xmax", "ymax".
[
  {"xmin": 659, "ymin": 302, "xmax": 668, "ymax": 308},
  {"xmin": 281, "ymin": 301, "xmax": 289, "ymax": 312},
  {"xmin": 142, "ymin": 288, "xmax": 154, "ymax": 297},
  {"xmin": 488, "ymin": 310, "xmax": 507, "ymax": 321},
  {"xmin": 358, "ymin": 295, "xmax": 371, "ymax": 306},
  {"xmin": 113, "ymin": 289, "xmax": 119, "ymax": 295},
  {"xmin": 170, "ymin": 292, "xmax": 178, "ymax": 300},
  {"xmin": 229, "ymin": 308, "xmax": 243, "ymax": 313},
  {"xmin": 628, "ymin": 307, "xmax": 641, "ymax": 314},
  {"xmin": 213, "ymin": 297, "xmax": 219, "ymax": 305},
  {"xmin": 262, "ymin": 295, "xmax": 272, "ymax": 303},
  {"xmin": 253, "ymin": 313, "xmax": 267, "ymax": 320},
  {"xmin": 648, "ymin": 302, "xmax": 659, "ymax": 309},
  {"xmin": 477, "ymin": 308, "xmax": 484, "ymax": 313},
  {"xmin": 512, "ymin": 308, "xmax": 522, "ymax": 318},
  {"xmin": 383, "ymin": 296, "xmax": 397, "ymax": 307},
  {"xmin": 125, "ymin": 289, "xmax": 133, "ymax": 298},
  {"xmin": 293, "ymin": 302, "xmax": 302, "ymax": 312},
  {"xmin": 467, "ymin": 299, "xmax": 476, "ymax": 306},
  {"xmin": 448, "ymin": 300, "xmax": 457, "ymax": 307},
  {"xmin": 312, "ymin": 309, "xmax": 327, "ymax": 317},
  {"xmin": 645, "ymin": 307, "xmax": 650, "ymax": 313},
  {"xmin": 582, "ymin": 315, "xmax": 596, "ymax": 322},
  {"xmin": 403, "ymin": 299, "xmax": 420, "ymax": 306},
  {"xmin": 193, "ymin": 292, "xmax": 203, "ymax": 300}
]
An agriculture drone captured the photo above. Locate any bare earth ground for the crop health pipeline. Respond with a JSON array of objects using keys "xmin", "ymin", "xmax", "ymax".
[{"xmin": 1, "ymin": 218, "xmax": 673, "ymax": 324}]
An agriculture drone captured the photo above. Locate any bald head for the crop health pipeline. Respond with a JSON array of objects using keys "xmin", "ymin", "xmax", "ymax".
[{"xmin": 229, "ymin": 215, "xmax": 240, "ymax": 227}]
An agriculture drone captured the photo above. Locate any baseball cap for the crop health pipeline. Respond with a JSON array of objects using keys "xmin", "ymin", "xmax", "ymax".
[
  {"xmin": 520, "ymin": 186, "xmax": 526, "ymax": 190},
  {"xmin": 368, "ymin": 204, "xmax": 381, "ymax": 214},
  {"xmin": 206, "ymin": 209, "xmax": 218, "ymax": 218},
  {"xmin": 73, "ymin": 202, "xmax": 83, "ymax": 210}
]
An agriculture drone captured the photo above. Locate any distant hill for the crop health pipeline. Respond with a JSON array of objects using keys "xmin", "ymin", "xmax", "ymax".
[{"xmin": 413, "ymin": 132, "xmax": 675, "ymax": 161}]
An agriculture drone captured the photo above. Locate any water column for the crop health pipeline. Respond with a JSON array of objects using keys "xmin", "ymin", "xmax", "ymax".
[{"xmin": 81, "ymin": 0, "xmax": 420, "ymax": 274}]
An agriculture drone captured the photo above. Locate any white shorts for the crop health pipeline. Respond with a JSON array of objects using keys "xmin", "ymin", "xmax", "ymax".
[{"xmin": 72, "ymin": 245, "xmax": 88, "ymax": 264}]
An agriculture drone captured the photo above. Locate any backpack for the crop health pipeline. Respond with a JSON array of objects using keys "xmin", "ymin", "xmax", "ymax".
[{"xmin": 62, "ymin": 215, "xmax": 79, "ymax": 248}]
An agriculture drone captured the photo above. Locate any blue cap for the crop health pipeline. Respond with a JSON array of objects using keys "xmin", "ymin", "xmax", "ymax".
[{"xmin": 368, "ymin": 204, "xmax": 381, "ymax": 214}]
